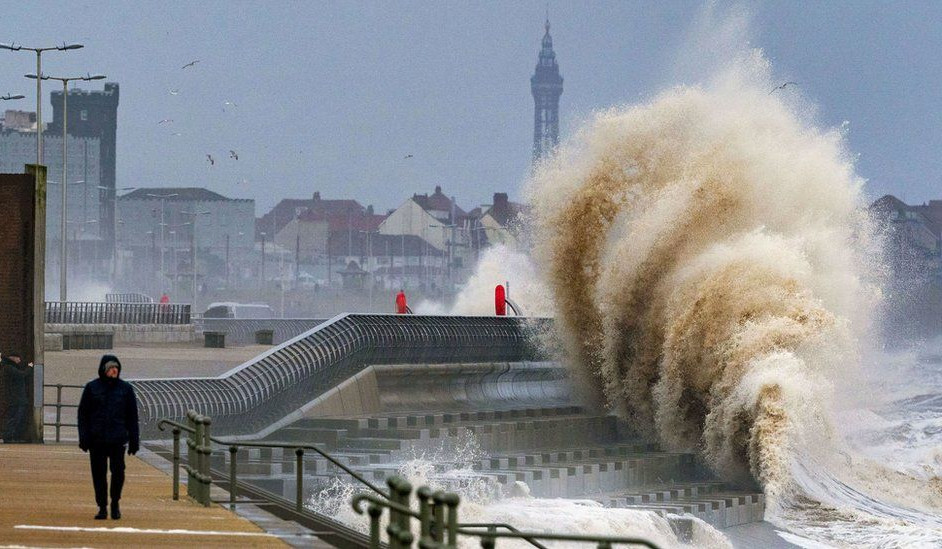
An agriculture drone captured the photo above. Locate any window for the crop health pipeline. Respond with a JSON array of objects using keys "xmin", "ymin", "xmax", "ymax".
[{"xmin": 80, "ymin": 110, "xmax": 88, "ymax": 121}]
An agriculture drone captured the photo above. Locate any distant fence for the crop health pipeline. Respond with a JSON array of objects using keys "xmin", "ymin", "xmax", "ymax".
[{"xmin": 44, "ymin": 301, "xmax": 191, "ymax": 325}]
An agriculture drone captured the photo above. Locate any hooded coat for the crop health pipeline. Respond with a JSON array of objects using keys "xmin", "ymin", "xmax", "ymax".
[
  {"xmin": 77, "ymin": 355, "xmax": 140, "ymax": 452},
  {"xmin": 1, "ymin": 355, "xmax": 30, "ymax": 405}
]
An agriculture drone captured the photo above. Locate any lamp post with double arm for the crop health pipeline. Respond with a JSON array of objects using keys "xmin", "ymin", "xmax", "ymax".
[
  {"xmin": 26, "ymin": 72, "xmax": 106, "ymax": 301},
  {"xmin": 0, "ymin": 41, "xmax": 83, "ymax": 166}
]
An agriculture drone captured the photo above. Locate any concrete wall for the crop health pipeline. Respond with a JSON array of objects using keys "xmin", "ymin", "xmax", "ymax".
[
  {"xmin": 302, "ymin": 361, "xmax": 570, "ymax": 418},
  {"xmin": 45, "ymin": 323, "xmax": 196, "ymax": 346}
]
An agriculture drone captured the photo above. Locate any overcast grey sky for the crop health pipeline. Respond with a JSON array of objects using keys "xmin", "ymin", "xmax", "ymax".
[{"xmin": 2, "ymin": 1, "xmax": 941, "ymax": 214}]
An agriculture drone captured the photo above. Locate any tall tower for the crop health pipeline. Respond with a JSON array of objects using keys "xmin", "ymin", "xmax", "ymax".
[
  {"xmin": 49, "ymin": 83, "xmax": 119, "ymax": 252},
  {"xmin": 531, "ymin": 17, "xmax": 563, "ymax": 163}
]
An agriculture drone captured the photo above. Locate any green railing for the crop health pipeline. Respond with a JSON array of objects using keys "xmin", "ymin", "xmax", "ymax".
[
  {"xmin": 42, "ymin": 383, "xmax": 84, "ymax": 442},
  {"xmin": 353, "ymin": 476, "xmax": 661, "ymax": 549},
  {"xmin": 156, "ymin": 410, "xmax": 659, "ymax": 549}
]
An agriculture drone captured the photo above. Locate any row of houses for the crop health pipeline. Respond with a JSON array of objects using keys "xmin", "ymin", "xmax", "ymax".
[{"xmin": 114, "ymin": 185, "xmax": 525, "ymax": 295}]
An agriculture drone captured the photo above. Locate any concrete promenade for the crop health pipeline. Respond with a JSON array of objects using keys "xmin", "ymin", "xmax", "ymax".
[{"xmin": 0, "ymin": 443, "xmax": 286, "ymax": 548}]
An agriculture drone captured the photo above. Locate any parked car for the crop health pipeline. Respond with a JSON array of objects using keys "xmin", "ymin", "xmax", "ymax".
[{"xmin": 203, "ymin": 302, "xmax": 273, "ymax": 319}]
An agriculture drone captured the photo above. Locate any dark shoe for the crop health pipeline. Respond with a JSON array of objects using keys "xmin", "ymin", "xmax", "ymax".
[
  {"xmin": 94, "ymin": 507, "xmax": 107, "ymax": 520},
  {"xmin": 110, "ymin": 502, "xmax": 121, "ymax": 520}
]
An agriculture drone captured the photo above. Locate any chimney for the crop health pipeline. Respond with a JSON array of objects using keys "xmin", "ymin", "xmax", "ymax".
[
  {"xmin": 367, "ymin": 205, "xmax": 374, "ymax": 215},
  {"xmin": 434, "ymin": 185, "xmax": 442, "ymax": 195},
  {"xmin": 493, "ymin": 193, "xmax": 509, "ymax": 208},
  {"xmin": 313, "ymin": 191, "xmax": 321, "ymax": 201}
]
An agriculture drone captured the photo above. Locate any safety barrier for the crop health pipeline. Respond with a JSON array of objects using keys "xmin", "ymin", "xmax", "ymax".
[
  {"xmin": 42, "ymin": 383, "xmax": 84, "ymax": 442},
  {"xmin": 354, "ymin": 477, "xmax": 660, "ymax": 548},
  {"xmin": 134, "ymin": 314, "xmax": 549, "ymax": 436},
  {"xmin": 45, "ymin": 301, "xmax": 191, "ymax": 325},
  {"xmin": 157, "ymin": 411, "xmax": 655, "ymax": 548}
]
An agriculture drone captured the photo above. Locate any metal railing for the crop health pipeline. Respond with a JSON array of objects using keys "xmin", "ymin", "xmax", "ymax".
[
  {"xmin": 353, "ymin": 477, "xmax": 661, "ymax": 549},
  {"xmin": 45, "ymin": 301, "xmax": 191, "ymax": 325},
  {"xmin": 157, "ymin": 411, "xmax": 389, "ymax": 510},
  {"xmin": 43, "ymin": 383, "xmax": 84, "ymax": 442},
  {"xmin": 157, "ymin": 411, "xmax": 655, "ymax": 548},
  {"xmin": 135, "ymin": 314, "xmax": 550, "ymax": 436}
]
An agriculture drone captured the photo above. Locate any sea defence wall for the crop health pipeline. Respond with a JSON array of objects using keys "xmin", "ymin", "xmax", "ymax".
[{"xmin": 132, "ymin": 314, "xmax": 549, "ymax": 437}]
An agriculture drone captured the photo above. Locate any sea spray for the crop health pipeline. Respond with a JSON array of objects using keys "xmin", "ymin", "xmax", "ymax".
[{"xmin": 525, "ymin": 50, "xmax": 942, "ymax": 545}]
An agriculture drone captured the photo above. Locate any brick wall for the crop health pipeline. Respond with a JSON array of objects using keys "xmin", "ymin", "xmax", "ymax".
[{"xmin": 0, "ymin": 172, "xmax": 37, "ymax": 436}]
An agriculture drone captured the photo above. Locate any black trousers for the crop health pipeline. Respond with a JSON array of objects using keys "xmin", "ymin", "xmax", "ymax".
[
  {"xmin": 89, "ymin": 444, "xmax": 126, "ymax": 508},
  {"xmin": 2, "ymin": 403, "xmax": 28, "ymax": 442}
]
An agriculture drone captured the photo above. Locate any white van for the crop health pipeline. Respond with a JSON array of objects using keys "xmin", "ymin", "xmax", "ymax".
[{"xmin": 203, "ymin": 302, "xmax": 273, "ymax": 319}]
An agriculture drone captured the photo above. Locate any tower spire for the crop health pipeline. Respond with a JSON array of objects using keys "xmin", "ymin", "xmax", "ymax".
[{"xmin": 531, "ymin": 14, "xmax": 563, "ymax": 163}]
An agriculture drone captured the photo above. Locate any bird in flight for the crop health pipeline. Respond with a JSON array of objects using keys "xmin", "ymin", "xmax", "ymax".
[
  {"xmin": 171, "ymin": 132, "xmax": 182, "ymax": 136},
  {"xmin": 169, "ymin": 89, "xmax": 180, "ymax": 96},
  {"xmin": 181, "ymin": 60, "xmax": 200, "ymax": 69},
  {"xmin": 237, "ymin": 178, "xmax": 248, "ymax": 185},
  {"xmin": 223, "ymin": 100, "xmax": 237, "ymax": 107},
  {"xmin": 404, "ymin": 154, "xmax": 413, "ymax": 159},
  {"xmin": 206, "ymin": 154, "xmax": 215, "ymax": 166},
  {"xmin": 229, "ymin": 150, "xmax": 239, "ymax": 160},
  {"xmin": 770, "ymin": 81, "xmax": 798, "ymax": 94},
  {"xmin": 158, "ymin": 119, "xmax": 173, "ymax": 125}
]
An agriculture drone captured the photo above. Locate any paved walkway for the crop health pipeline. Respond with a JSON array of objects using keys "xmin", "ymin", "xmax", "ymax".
[{"xmin": 0, "ymin": 443, "xmax": 287, "ymax": 548}]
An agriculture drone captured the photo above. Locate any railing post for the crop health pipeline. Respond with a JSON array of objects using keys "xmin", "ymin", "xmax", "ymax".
[
  {"xmin": 417, "ymin": 486, "xmax": 432, "ymax": 546},
  {"xmin": 432, "ymin": 492, "xmax": 446, "ymax": 543},
  {"xmin": 386, "ymin": 477, "xmax": 413, "ymax": 549},
  {"xmin": 443, "ymin": 493, "xmax": 459, "ymax": 548},
  {"xmin": 229, "ymin": 445, "xmax": 238, "ymax": 510},
  {"xmin": 172, "ymin": 427, "xmax": 181, "ymax": 500},
  {"xmin": 367, "ymin": 504, "xmax": 383, "ymax": 548},
  {"xmin": 186, "ymin": 412, "xmax": 197, "ymax": 499},
  {"xmin": 295, "ymin": 448, "xmax": 304, "ymax": 512},
  {"xmin": 201, "ymin": 416, "xmax": 212, "ymax": 506},
  {"xmin": 54, "ymin": 384, "xmax": 63, "ymax": 442}
]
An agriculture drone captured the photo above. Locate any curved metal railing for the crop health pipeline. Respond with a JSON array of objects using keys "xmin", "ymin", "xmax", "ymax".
[{"xmin": 133, "ymin": 314, "xmax": 550, "ymax": 436}]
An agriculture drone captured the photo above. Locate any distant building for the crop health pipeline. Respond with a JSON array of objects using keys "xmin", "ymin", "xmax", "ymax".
[
  {"xmin": 871, "ymin": 194, "xmax": 942, "ymax": 276},
  {"xmin": 117, "ymin": 187, "xmax": 254, "ymax": 291},
  {"xmin": 1, "ymin": 109, "xmax": 36, "ymax": 131},
  {"xmin": 379, "ymin": 185, "xmax": 474, "ymax": 291},
  {"xmin": 0, "ymin": 124, "xmax": 103, "ymax": 281},
  {"xmin": 478, "ymin": 192, "xmax": 527, "ymax": 248},
  {"xmin": 531, "ymin": 17, "xmax": 563, "ymax": 163},
  {"xmin": 258, "ymin": 191, "xmax": 364, "ymax": 241},
  {"xmin": 48, "ymin": 83, "xmax": 120, "ymax": 250}
]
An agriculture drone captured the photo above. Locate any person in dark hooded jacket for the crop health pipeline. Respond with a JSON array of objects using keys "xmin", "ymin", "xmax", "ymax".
[
  {"xmin": 77, "ymin": 354, "xmax": 140, "ymax": 520},
  {"xmin": 2, "ymin": 351, "xmax": 33, "ymax": 442}
]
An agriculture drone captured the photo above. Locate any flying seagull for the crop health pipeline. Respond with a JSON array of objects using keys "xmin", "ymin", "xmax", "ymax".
[
  {"xmin": 206, "ymin": 154, "xmax": 215, "ymax": 166},
  {"xmin": 158, "ymin": 119, "xmax": 173, "ymax": 125},
  {"xmin": 770, "ymin": 81, "xmax": 798, "ymax": 94},
  {"xmin": 229, "ymin": 150, "xmax": 239, "ymax": 160},
  {"xmin": 181, "ymin": 60, "xmax": 200, "ymax": 69},
  {"xmin": 169, "ymin": 89, "xmax": 180, "ymax": 96},
  {"xmin": 404, "ymin": 154, "xmax": 413, "ymax": 159}
]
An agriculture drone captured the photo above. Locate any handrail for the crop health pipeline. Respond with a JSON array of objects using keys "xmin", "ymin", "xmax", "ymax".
[
  {"xmin": 157, "ymin": 412, "xmax": 555, "ymax": 549},
  {"xmin": 352, "ymin": 477, "xmax": 661, "ymax": 549},
  {"xmin": 42, "ymin": 383, "xmax": 85, "ymax": 442}
]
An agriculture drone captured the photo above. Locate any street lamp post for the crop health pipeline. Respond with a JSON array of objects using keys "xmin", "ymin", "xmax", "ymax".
[
  {"xmin": 102, "ymin": 186, "xmax": 136, "ymax": 285},
  {"xmin": 181, "ymin": 210, "xmax": 210, "ymax": 307},
  {"xmin": 27, "ymin": 72, "xmax": 105, "ymax": 302},
  {"xmin": 1, "ymin": 41, "xmax": 83, "ymax": 167},
  {"xmin": 146, "ymin": 193, "xmax": 178, "ymax": 285}
]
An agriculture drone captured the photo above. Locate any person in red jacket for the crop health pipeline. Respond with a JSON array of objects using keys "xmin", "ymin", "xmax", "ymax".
[{"xmin": 395, "ymin": 290, "xmax": 408, "ymax": 314}]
